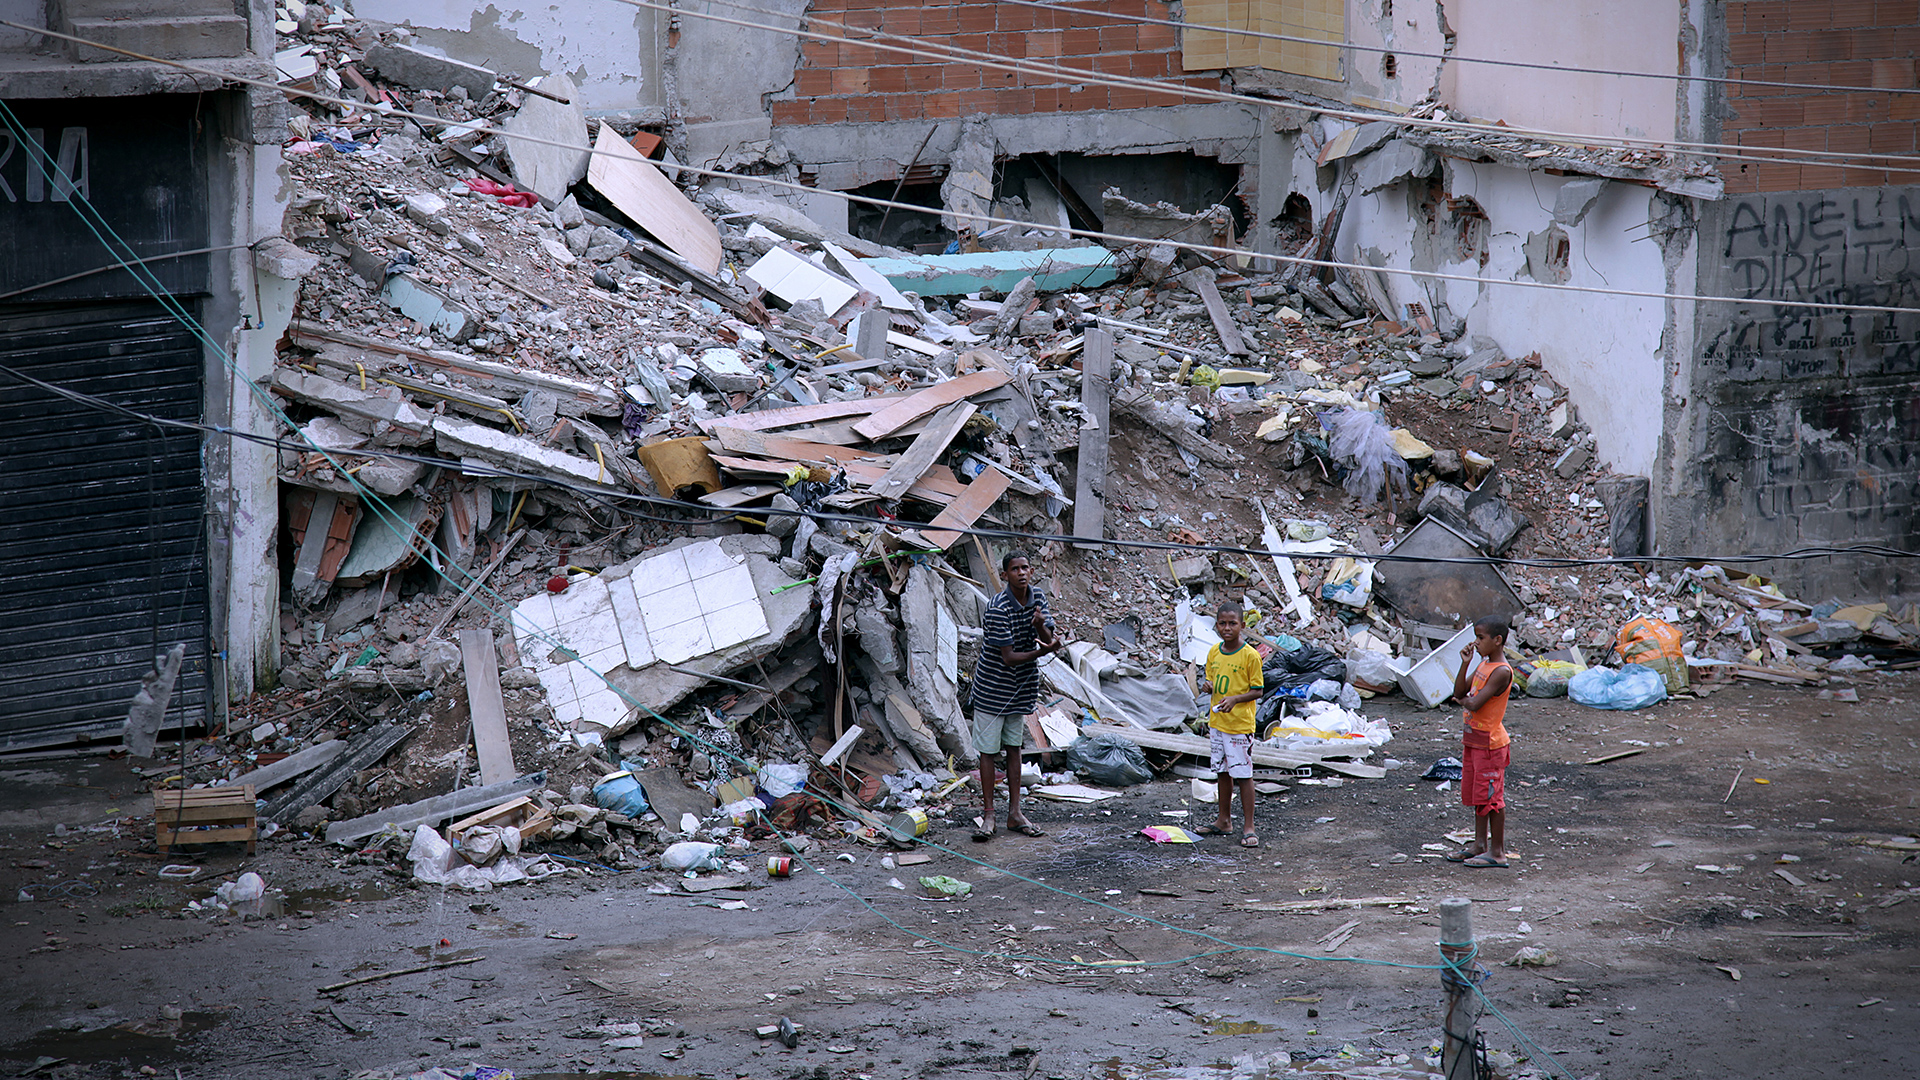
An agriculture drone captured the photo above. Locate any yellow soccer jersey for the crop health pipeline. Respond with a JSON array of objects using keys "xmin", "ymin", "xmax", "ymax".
[{"xmin": 1205, "ymin": 643, "xmax": 1264, "ymax": 735}]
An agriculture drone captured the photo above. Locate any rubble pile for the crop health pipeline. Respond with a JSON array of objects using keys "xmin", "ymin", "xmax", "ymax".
[{"xmin": 136, "ymin": 17, "xmax": 1917, "ymax": 877}]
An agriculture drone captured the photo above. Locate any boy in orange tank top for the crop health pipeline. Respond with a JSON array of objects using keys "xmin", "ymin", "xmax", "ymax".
[{"xmin": 1446, "ymin": 614, "xmax": 1513, "ymax": 868}]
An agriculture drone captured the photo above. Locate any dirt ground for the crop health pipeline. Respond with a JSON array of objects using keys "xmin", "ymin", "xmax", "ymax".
[{"xmin": 1, "ymin": 674, "xmax": 1915, "ymax": 1080}]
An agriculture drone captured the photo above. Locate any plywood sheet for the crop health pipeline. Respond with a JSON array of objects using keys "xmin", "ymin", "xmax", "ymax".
[{"xmin": 586, "ymin": 124, "xmax": 722, "ymax": 274}]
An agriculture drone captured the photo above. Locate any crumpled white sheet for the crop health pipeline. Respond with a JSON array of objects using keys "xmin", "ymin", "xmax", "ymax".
[
  {"xmin": 408, "ymin": 825, "xmax": 565, "ymax": 890},
  {"xmin": 1261, "ymin": 700, "xmax": 1394, "ymax": 750}
]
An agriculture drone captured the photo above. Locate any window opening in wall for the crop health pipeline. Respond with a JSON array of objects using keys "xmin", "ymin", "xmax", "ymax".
[
  {"xmin": 1448, "ymin": 196, "xmax": 1490, "ymax": 265},
  {"xmin": 848, "ymin": 179, "xmax": 948, "ymax": 250},
  {"xmin": 1382, "ymin": 54, "xmax": 1397, "ymax": 79},
  {"xmin": 1274, "ymin": 192, "xmax": 1314, "ymax": 247}
]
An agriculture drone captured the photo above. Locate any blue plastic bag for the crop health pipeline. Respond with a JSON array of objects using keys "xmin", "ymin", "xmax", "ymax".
[
  {"xmin": 1567, "ymin": 663, "xmax": 1668, "ymax": 711},
  {"xmin": 592, "ymin": 771, "xmax": 651, "ymax": 816}
]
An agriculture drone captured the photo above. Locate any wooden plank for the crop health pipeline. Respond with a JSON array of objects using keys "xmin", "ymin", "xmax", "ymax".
[
  {"xmin": 1192, "ymin": 268, "xmax": 1249, "ymax": 355},
  {"xmin": 700, "ymin": 393, "xmax": 904, "ymax": 435},
  {"xmin": 710, "ymin": 427, "xmax": 891, "ymax": 465},
  {"xmin": 585, "ymin": 124, "xmax": 722, "ymax": 274},
  {"xmin": 868, "ymin": 401, "xmax": 975, "ymax": 501},
  {"xmin": 1100, "ymin": 724, "xmax": 1381, "ymax": 773},
  {"xmin": 459, "ymin": 627, "xmax": 516, "ymax": 786},
  {"xmin": 1072, "ymin": 327, "xmax": 1112, "ymax": 549},
  {"xmin": 851, "ymin": 370, "xmax": 1011, "ymax": 441},
  {"xmin": 839, "ymin": 459, "xmax": 968, "ymax": 501},
  {"xmin": 921, "ymin": 470, "xmax": 1012, "ymax": 550}
]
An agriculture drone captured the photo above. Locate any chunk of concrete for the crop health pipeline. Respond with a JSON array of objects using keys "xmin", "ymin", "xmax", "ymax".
[
  {"xmin": 1549, "ymin": 401, "xmax": 1578, "ymax": 439},
  {"xmin": 1552, "ymin": 178, "xmax": 1608, "ymax": 227},
  {"xmin": 1139, "ymin": 244, "xmax": 1178, "ymax": 285},
  {"xmin": 404, "ymin": 192, "xmax": 450, "ymax": 235},
  {"xmin": 1595, "ymin": 475, "xmax": 1649, "ymax": 557},
  {"xmin": 502, "ymin": 73, "xmax": 588, "ymax": 204},
  {"xmin": 272, "ymin": 368, "xmax": 434, "ymax": 441},
  {"xmin": 362, "ymin": 42, "xmax": 496, "ymax": 100},
  {"xmin": 1357, "ymin": 140, "xmax": 1436, "ymax": 194},
  {"xmin": 432, "ymin": 416, "xmax": 616, "ymax": 491},
  {"xmin": 896, "ymin": 565, "xmax": 973, "ymax": 763},
  {"xmin": 1553, "ymin": 444, "xmax": 1592, "ymax": 479},
  {"xmin": 253, "ymin": 236, "xmax": 320, "ymax": 280}
]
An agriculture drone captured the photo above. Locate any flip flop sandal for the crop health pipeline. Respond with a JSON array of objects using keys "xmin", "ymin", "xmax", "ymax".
[
  {"xmin": 1240, "ymin": 834, "xmax": 1260, "ymax": 848},
  {"xmin": 971, "ymin": 827, "xmax": 995, "ymax": 843},
  {"xmin": 1008, "ymin": 822, "xmax": 1047, "ymax": 837},
  {"xmin": 1193, "ymin": 824, "xmax": 1229, "ymax": 837},
  {"xmin": 1443, "ymin": 848, "xmax": 1480, "ymax": 863},
  {"xmin": 1462, "ymin": 854, "xmax": 1509, "ymax": 868}
]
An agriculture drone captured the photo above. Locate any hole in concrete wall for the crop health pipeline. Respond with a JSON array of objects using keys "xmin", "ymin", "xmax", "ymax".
[
  {"xmin": 1448, "ymin": 196, "xmax": 1490, "ymax": 266},
  {"xmin": 1382, "ymin": 53, "xmax": 1397, "ymax": 79},
  {"xmin": 1523, "ymin": 224, "xmax": 1572, "ymax": 284},
  {"xmin": 847, "ymin": 180, "xmax": 948, "ymax": 250},
  {"xmin": 1380, "ymin": 0, "xmax": 1393, "ymax": 18},
  {"xmin": 1001, "ymin": 151, "xmax": 1250, "ymax": 238},
  {"xmin": 1274, "ymin": 192, "xmax": 1314, "ymax": 247}
]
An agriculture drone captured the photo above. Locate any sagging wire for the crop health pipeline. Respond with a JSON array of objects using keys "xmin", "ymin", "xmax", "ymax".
[
  {"xmin": 6, "ymin": 357, "xmax": 1919, "ymax": 574},
  {"xmin": 1, "ymin": 17, "xmax": 1918, "ymax": 317}
]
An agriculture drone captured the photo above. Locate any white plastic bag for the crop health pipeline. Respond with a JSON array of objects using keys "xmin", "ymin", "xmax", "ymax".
[
  {"xmin": 215, "ymin": 871, "xmax": 265, "ymax": 904},
  {"xmin": 661, "ymin": 841, "xmax": 724, "ymax": 872},
  {"xmin": 758, "ymin": 762, "xmax": 809, "ymax": 798}
]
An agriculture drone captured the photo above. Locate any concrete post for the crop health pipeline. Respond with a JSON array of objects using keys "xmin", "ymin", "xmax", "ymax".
[{"xmin": 1439, "ymin": 897, "xmax": 1480, "ymax": 1080}]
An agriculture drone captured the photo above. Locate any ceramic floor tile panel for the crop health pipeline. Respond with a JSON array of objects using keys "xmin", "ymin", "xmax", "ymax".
[
  {"xmin": 643, "ymin": 580, "xmax": 701, "ymax": 622},
  {"xmin": 703, "ymin": 599, "xmax": 771, "ymax": 651},
  {"xmin": 546, "ymin": 575, "xmax": 611, "ymax": 626},
  {"xmin": 630, "ymin": 547, "xmax": 689, "ymax": 596},
  {"xmin": 690, "ymin": 562, "xmax": 757, "ymax": 615},
  {"xmin": 606, "ymin": 575, "xmax": 655, "ymax": 669},
  {"xmin": 649, "ymin": 615, "xmax": 713, "ymax": 665},
  {"xmin": 680, "ymin": 540, "xmax": 739, "ymax": 581},
  {"xmin": 573, "ymin": 682, "xmax": 632, "ymax": 731}
]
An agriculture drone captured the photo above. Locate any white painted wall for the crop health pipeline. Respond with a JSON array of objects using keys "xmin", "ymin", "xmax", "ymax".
[
  {"xmin": 1438, "ymin": 0, "xmax": 1679, "ymax": 141},
  {"xmin": 1339, "ymin": 155, "xmax": 1669, "ymax": 478},
  {"xmin": 1342, "ymin": 0, "xmax": 1448, "ymax": 110},
  {"xmin": 374, "ymin": 0, "xmax": 663, "ymax": 113}
]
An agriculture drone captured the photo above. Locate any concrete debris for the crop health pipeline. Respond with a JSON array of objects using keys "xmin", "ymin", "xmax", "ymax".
[{"xmin": 169, "ymin": 19, "xmax": 1907, "ymax": 905}]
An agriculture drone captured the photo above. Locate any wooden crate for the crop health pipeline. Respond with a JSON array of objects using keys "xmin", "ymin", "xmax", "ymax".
[
  {"xmin": 447, "ymin": 795, "xmax": 552, "ymax": 844},
  {"xmin": 154, "ymin": 785, "xmax": 258, "ymax": 855}
]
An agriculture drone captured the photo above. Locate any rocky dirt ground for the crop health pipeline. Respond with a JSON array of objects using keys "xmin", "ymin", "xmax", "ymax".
[{"xmin": 2, "ymin": 675, "xmax": 1914, "ymax": 1080}]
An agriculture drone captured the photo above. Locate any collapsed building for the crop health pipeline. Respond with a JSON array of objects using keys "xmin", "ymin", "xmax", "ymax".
[{"xmin": 0, "ymin": 1, "xmax": 1914, "ymax": 853}]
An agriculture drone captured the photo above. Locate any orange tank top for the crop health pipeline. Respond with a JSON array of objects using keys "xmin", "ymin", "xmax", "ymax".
[{"xmin": 1464, "ymin": 657, "xmax": 1511, "ymax": 750}]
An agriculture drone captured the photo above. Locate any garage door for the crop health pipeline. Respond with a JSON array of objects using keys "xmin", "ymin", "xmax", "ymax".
[{"xmin": 0, "ymin": 300, "xmax": 211, "ymax": 751}]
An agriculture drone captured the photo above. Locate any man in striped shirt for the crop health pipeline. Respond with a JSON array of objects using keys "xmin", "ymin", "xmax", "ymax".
[{"xmin": 968, "ymin": 552, "xmax": 1061, "ymax": 841}]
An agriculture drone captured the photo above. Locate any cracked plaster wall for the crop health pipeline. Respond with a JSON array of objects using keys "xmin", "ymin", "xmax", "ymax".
[
  {"xmin": 375, "ymin": 1, "xmax": 663, "ymax": 115},
  {"xmin": 1674, "ymin": 186, "xmax": 1920, "ymax": 600}
]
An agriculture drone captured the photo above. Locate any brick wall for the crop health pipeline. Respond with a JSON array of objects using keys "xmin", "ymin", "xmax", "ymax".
[
  {"xmin": 1720, "ymin": 0, "xmax": 1920, "ymax": 192},
  {"xmin": 769, "ymin": 0, "xmax": 1221, "ymax": 127}
]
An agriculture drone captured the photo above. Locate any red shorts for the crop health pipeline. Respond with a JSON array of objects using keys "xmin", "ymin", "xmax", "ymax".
[{"xmin": 1461, "ymin": 743, "xmax": 1509, "ymax": 813}]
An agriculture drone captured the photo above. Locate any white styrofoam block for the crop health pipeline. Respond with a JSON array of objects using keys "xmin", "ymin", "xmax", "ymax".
[{"xmin": 606, "ymin": 576, "xmax": 654, "ymax": 668}]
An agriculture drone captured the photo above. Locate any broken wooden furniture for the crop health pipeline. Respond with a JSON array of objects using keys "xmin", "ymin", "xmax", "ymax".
[{"xmin": 154, "ymin": 784, "xmax": 258, "ymax": 855}]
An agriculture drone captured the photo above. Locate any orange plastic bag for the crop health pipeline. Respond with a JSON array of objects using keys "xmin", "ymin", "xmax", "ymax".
[{"xmin": 1617, "ymin": 617, "xmax": 1688, "ymax": 693}]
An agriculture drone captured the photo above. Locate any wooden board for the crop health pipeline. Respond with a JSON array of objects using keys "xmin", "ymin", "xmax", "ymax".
[
  {"xmin": 155, "ymin": 785, "xmax": 258, "ymax": 855},
  {"xmin": 1072, "ymin": 327, "xmax": 1112, "ymax": 549},
  {"xmin": 851, "ymin": 370, "xmax": 1011, "ymax": 441},
  {"xmin": 585, "ymin": 124, "xmax": 722, "ymax": 274},
  {"xmin": 1099, "ymin": 724, "xmax": 1386, "ymax": 778},
  {"xmin": 868, "ymin": 401, "xmax": 975, "ymax": 501},
  {"xmin": 459, "ymin": 627, "xmax": 516, "ymax": 786},
  {"xmin": 700, "ymin": 393, "xmax": 904, "ymax": 435},
  {"xmin": 838, "ymin": 458, "xmax": 968, "ymax": 502},
  {"xmin": 1193, "ymin": 269, "xmax": 1249, "ymax": 355},
  {"xmin": 710, "ymin": 428, "xmax": 890, "ymax": 465},
  {"xmin": 921, "ymin": 469, "xmax": 1012, "ymax": 550}
]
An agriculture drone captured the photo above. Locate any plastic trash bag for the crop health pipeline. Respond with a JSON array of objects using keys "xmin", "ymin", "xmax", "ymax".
[
  {"xmin": 660, "ymin": 841, "xmax": 725, "ymax": 872},
  {"xmin": 1523, "ymin": 660, "xmax": 1582, "ymax": 698},
  {"xmin": 1319, "ymin": 557, "xmax": 1374, "ymax": 608},
  {"xmin": 1323, "ymin": 407, "xmax": 1410, "ymax": 506},
  {"xmin": 215, "ymin": 872, "xmax": 265, "ymax": 905},
  {"xmin": 1421, "ymin": 758, "xmax": 1463, "ymax": 781},
  {"xmin": 758, "ymin": 762, "xmax": 809, "ymax": 798},
  {"xmin": 1567, "ymin": 663, "xmax": 1668, "ymax": 710},
  {"xmin": 592, "ymin": 771, "xmax": 651, "ymax": 817},
  {"xmin": 1617, "ymin": 616, "xmax": 1689, "ymax": 693},
  {"xmin": 1346, "ymin": 650, "xmax": 1400, "ymax": 689},
  {"xmin": 1063, "ymin": 728, "xmax": 1155, "ymax": 787},
  {"xmin": 1264, "ymin": 641, "xmax": 1347, "ymax": 690}
]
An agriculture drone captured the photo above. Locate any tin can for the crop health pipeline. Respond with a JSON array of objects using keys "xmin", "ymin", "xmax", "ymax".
[
  {"xmin": 885, "ymin": 807, "xmax": 930, "ymax": 845},
  {"xmin": 767, "ymin": 856, "xmax": 793, "ymax": 877}
]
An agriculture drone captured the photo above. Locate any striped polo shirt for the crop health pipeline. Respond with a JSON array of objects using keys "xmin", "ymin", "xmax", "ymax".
[{"xmin": 968, "ymin": 585, "xmax": 1052, "ymax": 716}]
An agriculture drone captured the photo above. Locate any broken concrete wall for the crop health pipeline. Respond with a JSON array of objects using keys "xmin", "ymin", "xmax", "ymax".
[
  {"xmin": 1337, "ymin": 0, "xmax": 1449, "ymax": 112},
  {"xmin": 370, "ymin": 1, "xmax": 665, "ymax": 115},
  {"xmin": 673, "ymin": 0, "xmax": 807, "ymax": 172},
  {"xmin": 1670, "ymin": 184, "xmax": 1920, "ymax": 601},
  {"xmin": 1437, "ymin": 0, "xmax": 1682, "ymax": 141},
  {"xmin": 1341, "ymin": 151, "xmax": 1672, "ymax": 477}
]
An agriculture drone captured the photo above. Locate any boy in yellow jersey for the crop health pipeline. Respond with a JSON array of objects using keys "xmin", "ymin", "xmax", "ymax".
[{"xmin": 1196, "ymin": 605, "xmax": 1265, "ymax": 847}]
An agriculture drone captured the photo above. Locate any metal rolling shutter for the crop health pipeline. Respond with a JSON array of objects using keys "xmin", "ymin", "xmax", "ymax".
[{"xmin": 0, "ymin": 300, "xmax": 211, "ymax": 751}]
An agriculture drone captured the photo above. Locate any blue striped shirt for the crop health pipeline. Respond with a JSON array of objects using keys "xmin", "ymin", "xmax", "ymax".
[{"xmin": 968, "ymin": 586, "xmax": 1052, "ymax": 716}]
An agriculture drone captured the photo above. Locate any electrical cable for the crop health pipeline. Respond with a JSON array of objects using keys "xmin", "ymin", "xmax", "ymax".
[
  {"xmin": 621, "ymin": 0, "xmax": 1920, "ymax": 171},
  {"xmin": 3, "ymin": 17, "xmax": 1916, "ymax": 317},
  {"xmin": 6, "ymin": 357, "xmax": 1918, "ymax": 571},
  {"xmin": 0, "ymin": 242, "xmax": 253, "ymax": 302},
  {"xmin": 1001, "ymin": 0, "xmax": 1920, "ymax": 98}
]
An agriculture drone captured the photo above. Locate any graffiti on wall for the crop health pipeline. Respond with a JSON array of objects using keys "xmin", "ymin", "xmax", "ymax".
[{"xmin": 1691, "ymin": 188, "xmax": 1920, "ymax": 589}]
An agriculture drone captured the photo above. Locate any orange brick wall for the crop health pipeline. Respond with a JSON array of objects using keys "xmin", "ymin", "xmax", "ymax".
[
  {"xmin": 1720, "ymin": 0, "xmax": 1920, "ymax": 192},
  {"xmin": 769, "ymin": 0, "xmax": 1222, "ymax": 126}
]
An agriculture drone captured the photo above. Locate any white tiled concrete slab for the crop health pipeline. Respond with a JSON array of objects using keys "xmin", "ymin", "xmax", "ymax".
[{"xmin": 606, "ymin": 575, "xmax": 654, "ymax": 668}]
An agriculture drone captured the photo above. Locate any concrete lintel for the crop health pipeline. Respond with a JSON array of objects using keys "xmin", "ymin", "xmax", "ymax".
[
  {"xmin": 782, "ymin": 103, "xmax": 1264, "ymax": 186},
  {"xmin": 0, "ymin": 55, "xmax": 271, "ymax": 98}
]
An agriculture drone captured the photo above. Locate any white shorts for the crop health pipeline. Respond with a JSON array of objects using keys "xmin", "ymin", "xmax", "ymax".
[{"xmin": 1209, "ymin": 728, "xmax": 1255, "ymax": 779}]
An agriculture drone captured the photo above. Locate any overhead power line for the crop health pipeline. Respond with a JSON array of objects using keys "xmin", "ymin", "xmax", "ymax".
[
  {"xmin": 1002, "ymin": 0, "xmax": 1920, "ymax": 97},
  {"xmin": 2, "ymin": 19, "xmax": 1913, "ymax": 317},
  {"xmin": 652, "ymin": 0, "xmax": 1920, "ymax": 172}
]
